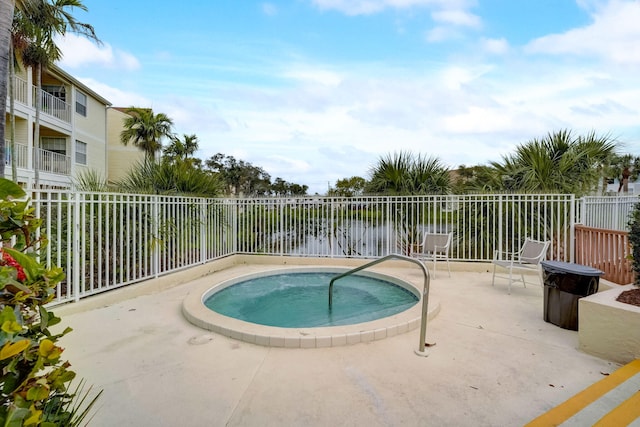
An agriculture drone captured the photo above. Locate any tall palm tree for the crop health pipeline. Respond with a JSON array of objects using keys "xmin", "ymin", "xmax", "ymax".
[
  {"xmin": 19, "ymin": 0, "xmax": 98, "ymax": 186},
  {"xmin": 8, "ymin": 12, "xmax": 31, "ymax": 181},
  {"xmin": 0, "ymin": 0, "xmax": 39, "ymax": 178},
  {"xmin": 120, "ymin": 107, "xmax": 174, "ymax": 163}
]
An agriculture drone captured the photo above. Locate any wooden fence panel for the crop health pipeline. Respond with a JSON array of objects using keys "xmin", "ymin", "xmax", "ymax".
[{"xmin": 575, "ymin": 224, "xmax": 633, "ymax": 285}]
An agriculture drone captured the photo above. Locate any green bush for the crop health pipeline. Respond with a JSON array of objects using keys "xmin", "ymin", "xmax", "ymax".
[
  {"xmin": 628, "ymin": 201, "xmax": 640, "ymax": 287},
  {"xmin": 0, "ymin": 179, "xmax": 101, "ymax": 426}
]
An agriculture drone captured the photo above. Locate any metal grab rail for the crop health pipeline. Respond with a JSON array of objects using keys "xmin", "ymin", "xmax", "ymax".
[{"xmin": 328, "ymin": 254, "xmax": 432, "ymax": 356}]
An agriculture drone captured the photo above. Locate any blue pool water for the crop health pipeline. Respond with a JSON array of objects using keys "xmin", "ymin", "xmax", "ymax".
[{"xmin": 204, "ymin": 272, "xmax": 419, "ymax": 328}]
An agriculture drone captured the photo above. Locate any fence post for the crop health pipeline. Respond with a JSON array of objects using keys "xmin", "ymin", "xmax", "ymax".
[
  {"xmin": 280, "ymin": 199, "xmax": 284, "ymax": 256},
  {"xmin": 498, "ymin": 195, "xmax": 503, "ymax": 253},
  {"xmin": 200, "ymin": 199, "xmax": 207, "ymax": 264},
  {"xmin": 386, "ymin": 198, "xmax": 391, "ymax": 256},
  {"xmin": 72, "ymin": 192, "xmax": 81, "ymax": 302},
  {"xmin": 569, "ymin": 194, "xmax": 575, "ymax": 263},
  {"xmin": 152, "ymin": 195, "xmax": 159, "ymax": 278}
]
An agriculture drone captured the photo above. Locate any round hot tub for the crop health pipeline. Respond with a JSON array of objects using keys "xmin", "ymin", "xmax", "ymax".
[{"xmin": 182, "ymin": 266, "xmax": 439, "ymax": 348}]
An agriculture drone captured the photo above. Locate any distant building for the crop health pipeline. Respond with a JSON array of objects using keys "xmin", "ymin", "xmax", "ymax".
[{"xmin": 106, "ymin": 107, "xmax": 145, "ymax": 183}]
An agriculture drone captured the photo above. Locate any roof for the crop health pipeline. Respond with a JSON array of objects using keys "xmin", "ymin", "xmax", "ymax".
[{"xmin": 49, "ymin": 63, "xmax": 112, "ymax": 106}]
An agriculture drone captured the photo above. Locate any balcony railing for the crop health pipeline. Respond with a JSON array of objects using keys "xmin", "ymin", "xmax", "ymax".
[
  {"xmin": 4, "ymin": 141, "xmax": 29, "ymax": 169},
  {"xmin": 9, "ymin": 75, "xmax": 29, "ymax": 105},
  {"xmin": 34, "ymin": 88, "xmax": 71, "ymax": 123},
  {"xmin": 3, "ymin": 142, "xmax": 70, "ymax": 176},
  {"xmin": 6, "ymin": 75, "xmax": 71, "ymax": 124},
  {"xmin": 35, "ymin": 148, "xmax": 70, "ymax": 175}
]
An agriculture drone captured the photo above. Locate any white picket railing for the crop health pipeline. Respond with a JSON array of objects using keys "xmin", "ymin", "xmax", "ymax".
[
  {"xmin": 26, "ymin": 191, "xmax": 575, "ymax": 305},
  {"xmin": 10, "ymin": 75, "xmax": 29, "ymax": 105},
  {"xmin": 35, "ymin": 148, "xmax": 70, "ymax": 175},
  {"xmin": 578, "ymin": 195, "xmax": 640, "ymax": 231},
  {"xmin": 4, "ymin": 141, "xmax": 28, "ymax": 169}
]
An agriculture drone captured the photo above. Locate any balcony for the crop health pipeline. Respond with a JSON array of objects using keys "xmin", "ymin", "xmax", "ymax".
[
  {"xmin": 4, "ymin": 142, "xmax": 70, "ymax": 175},
  {"xmin": 35, "ymin": 148, "xmax": 70, "ymax": 175},
  {"xmin": 4, "ymin": 141, "xmax": 29, "ymax": 169},
  {"xmin": 35, "ymin": 88, "xmax": 71, "ymax": 123},
  {"xmin": 7, "ymin": 75, "xmax": 71, "ymax": 124}
]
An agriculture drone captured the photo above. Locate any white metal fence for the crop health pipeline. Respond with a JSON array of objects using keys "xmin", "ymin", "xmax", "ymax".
[
  {"xmin": 578, "ymin": 195, "xmax": 640, "ymax": 231},
  {"xmin": 34, "ymin": 191, "xmax": 235, "ymax": 304},
  {"xmin": 27, "ymin": 191, "xmax": 576, "ymax": 305}
]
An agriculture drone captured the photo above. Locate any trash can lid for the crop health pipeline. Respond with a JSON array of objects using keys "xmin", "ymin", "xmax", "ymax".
[{"xmin": 541, "ymin": 260, "xmax": 604, "ymax": 276}]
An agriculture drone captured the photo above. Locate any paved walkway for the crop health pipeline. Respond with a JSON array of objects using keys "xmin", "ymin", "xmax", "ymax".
[
  {"xmin": 56, "ymin": 261, "xmax": 619, "ymax": 426},
  {"xmin": 527, "ymin": 359, "xmax": 640, "ymax": 426}
]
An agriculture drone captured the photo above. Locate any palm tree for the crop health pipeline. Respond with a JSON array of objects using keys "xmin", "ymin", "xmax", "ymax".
[
  {"xmin": 366, "ymin": 151, "xmax": 451, "ymax": 195},
  {"xmin": 0, "ymin": 0, "xmax": 40, "ymax": 178},
  {"xmin": 163, "ymin": 133, "xmax": 199, "ymax": 166},
  {"xmin": 8, "ymin": 11, "xmax": 31, "ymax": 181},
  {"xmin": 115, "ymin": 160, "xmax": 223, "ymax": 197},
  {"xmin": 484, "ymin": 130, "xmax": 617, "ymax": 196},
  {"xmin": 120, "ymin": 107, "xmax": 174, "ymax": 163},
  {"xmin": 19, "ymin": 0, "xmax": 98, "ymax": 186},
  {"xmin": 365, "ymin": 151, "xmax": 451, "ymax": 255},
  {"xmin": 602, "ymin": 153, "xmax": 640, "ymax": 194}
]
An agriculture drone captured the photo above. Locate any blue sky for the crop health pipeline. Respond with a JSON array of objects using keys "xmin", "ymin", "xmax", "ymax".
[{"xmin": 57, "ymin": 0, "xmax": 640, "ymax": 194}]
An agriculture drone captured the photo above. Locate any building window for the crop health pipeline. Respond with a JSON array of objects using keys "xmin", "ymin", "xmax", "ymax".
[
  {"xmin": 41, "ymin": 137, "xmax": 67, "ymax": 155},
  {"xmin": 42, "ymin": 84, "xmax": 66, "ymax": 102},
  {"xmin": 76, "ymin": 91, "xmax": 87, "ymax": 116},
  {"xmin": 75, "ymin": 140, "xmax": 87, "ymax": 165}
]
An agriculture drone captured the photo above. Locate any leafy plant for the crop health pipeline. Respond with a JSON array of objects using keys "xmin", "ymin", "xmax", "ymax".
[
  {"xmin": 0, "ymin": 178, "xmax": 101, "ymax": 425},
  {"xmin": 627, "ymin": 201, "xmax": 640, "ymax": 287}
]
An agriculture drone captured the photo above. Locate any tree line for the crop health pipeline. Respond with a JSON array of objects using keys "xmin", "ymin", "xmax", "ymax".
[
  {"xmin": 77, "ymin": 106, "xmax": 309, "ymax": 197},
  {"xmin": 329, "ymin": 130, "xmax": 637, "ymax": 198}
]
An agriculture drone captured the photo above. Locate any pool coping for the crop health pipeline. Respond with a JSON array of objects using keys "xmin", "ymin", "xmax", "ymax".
[{"xmin": 182, "ymin": 264, "xmax": 441, "ymax": 348}]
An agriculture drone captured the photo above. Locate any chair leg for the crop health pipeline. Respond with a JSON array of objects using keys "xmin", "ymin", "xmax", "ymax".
[
  {"xmin": 521, "ymin": 273, "xmax": 526, "ymax": 288},
  {"xmin": 492, "ymin": 264, "xmax": 496, "ymax": 286},
  {"xmin": 432, "ymin": 254, "xmax": 437, "ymax": 278},
  {"xmin": 446, "ymin": 258, "xmax": 451, "ymax": 277},
  {"xmin": 508, "ymin": 269, "xmax": 513, "ymax": 294}
]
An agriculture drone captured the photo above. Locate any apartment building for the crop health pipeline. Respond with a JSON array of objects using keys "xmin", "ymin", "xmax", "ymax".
[
  {"xmin": 106, "ymin": 107, "xmax": 147, "ymax": 183},
  {"xmin": 4, "ymin": 63, "xmax": 111, "ymax": 188}
]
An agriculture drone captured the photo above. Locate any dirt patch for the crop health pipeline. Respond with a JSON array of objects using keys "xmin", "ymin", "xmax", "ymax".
[{"xmin": 616, "ymin": 288, "xmax": 640, "ymax": 307}]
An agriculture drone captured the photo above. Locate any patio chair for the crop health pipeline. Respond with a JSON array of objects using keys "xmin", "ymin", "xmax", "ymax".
[
  {"xmin": 492, "ymin": 238, "xmax": 550, "ymax": 294},
  {"xmin": 412, "ymin": 231, "xmax": 453, "ymax": 278}
]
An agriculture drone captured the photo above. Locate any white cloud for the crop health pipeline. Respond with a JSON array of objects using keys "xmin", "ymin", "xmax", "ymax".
[
  {"xmin": 431, "ymin": 9, "xmax": 481, "ymax": 28},
  {"xmin": 310, "ymin": 0, "xmax": 472, "ymax": 15},
  {"xmin": 480, "ymin": 38, "xmax": 509, "ymax": 55},
  {"xmin": 75, "ymin": 78, "xmax": 150, "ymax": 107},
  {"xmin": 55, "ymin": 34, "xmax": 141, "ymax": 71},
  {"xmin": 441, "ymin": 106, "xmax": 512, "ymax": 133},
  {"xmin": 283, "ymin": 66, "xmax": 343, "ymax": 86},
  {"xmin": 525, "ymin": 0, "xmax": 640, "ymax": 65},
  {"xmin": 264, "ymin": 155, "xmax": 312, "ymax": 174},
  {"xmin": 425, "ymin": 26, "xmax": 462, "ymax": 42},
  {"xmin": 439, "ymin": 65, "xmax": 491, "ymax": 90}
]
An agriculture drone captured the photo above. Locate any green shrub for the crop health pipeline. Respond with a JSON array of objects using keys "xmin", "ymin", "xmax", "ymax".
[
  {"xmin": 627, "ymin": 201, "xmax": 640, "ymax": 287},
  {"xmin": 0, "ymin": 179, "xmax": 101, "ymax": 425}
]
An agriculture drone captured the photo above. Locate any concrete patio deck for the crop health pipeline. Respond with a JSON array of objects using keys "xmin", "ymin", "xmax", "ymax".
[{"xmin": 55, "ymin": 256, "xmax": 620, "ymax": 426}]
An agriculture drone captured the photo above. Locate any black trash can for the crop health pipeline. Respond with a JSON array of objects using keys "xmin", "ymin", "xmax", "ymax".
[{"xmin": 541, "ymin": 261, "xmax": 603, "ymax": 331}]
